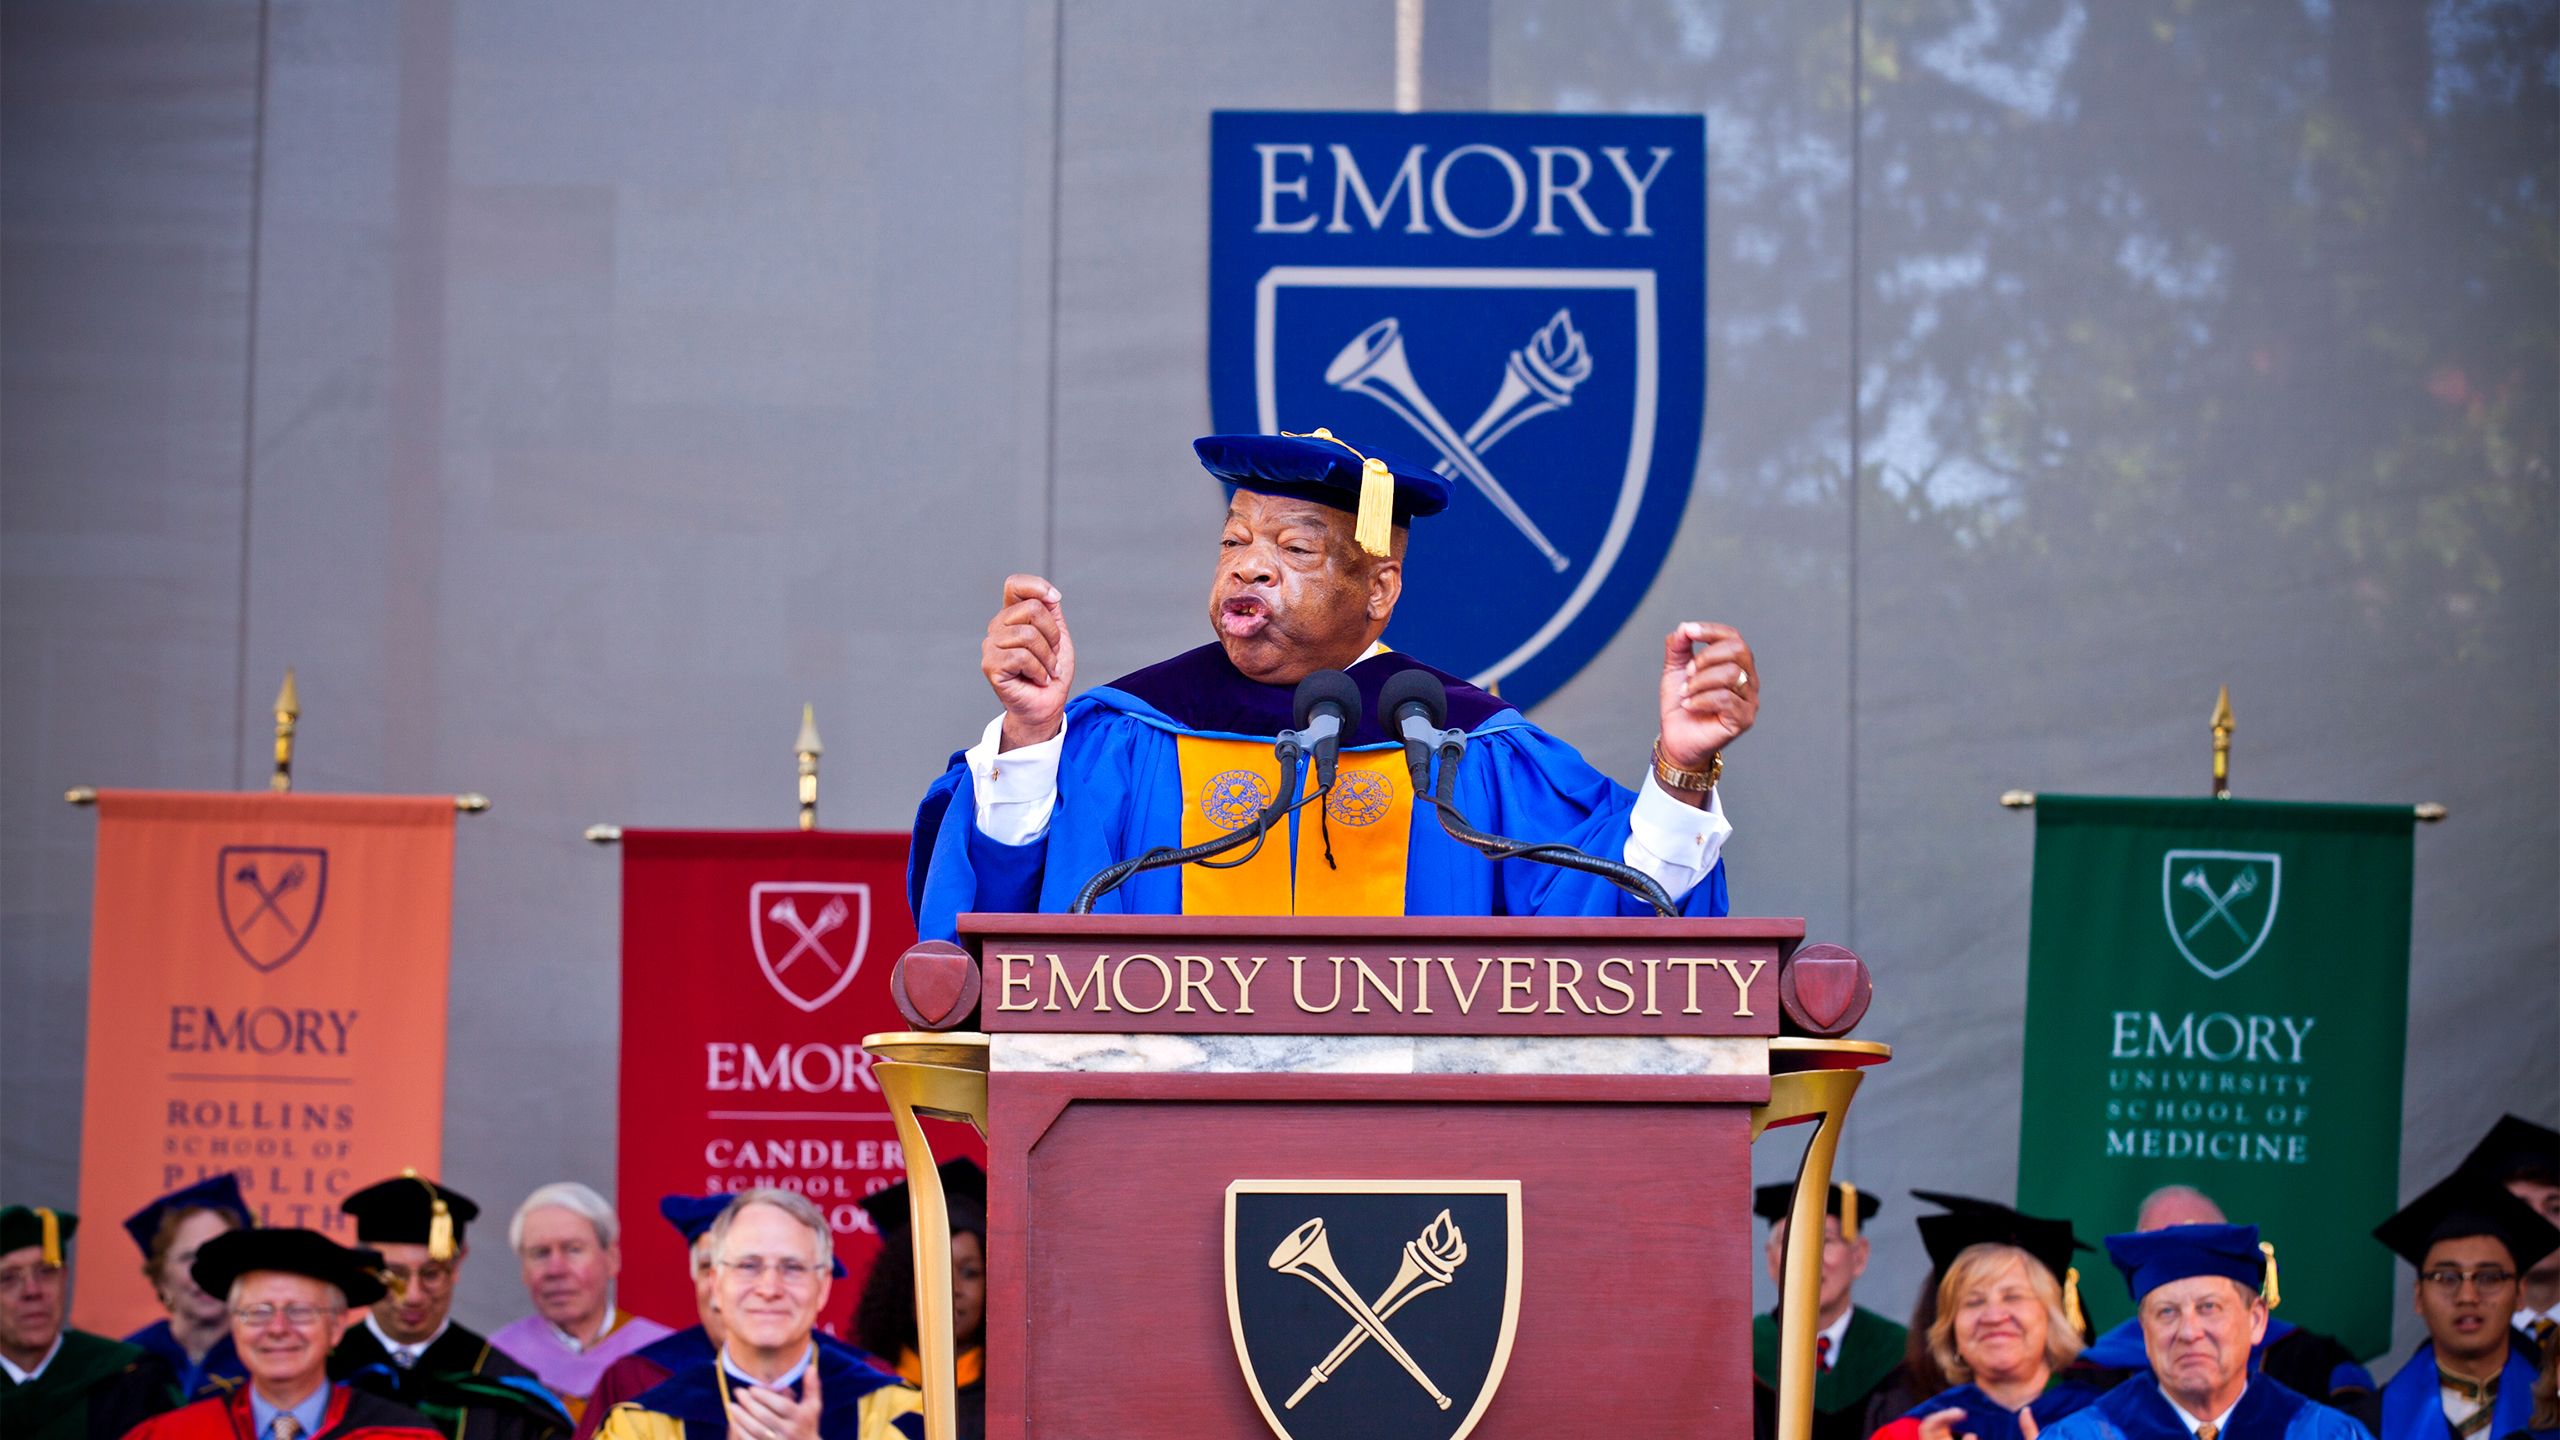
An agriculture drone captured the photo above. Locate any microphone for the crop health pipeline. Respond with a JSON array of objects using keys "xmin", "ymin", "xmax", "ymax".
[
  {"xmin": 1380, "ymin": 668, "xmax": 1464, "ymax": 794},
  {"xmin": 1281, "ymin": 670, "xmax": 1361, "ymax": 794}
]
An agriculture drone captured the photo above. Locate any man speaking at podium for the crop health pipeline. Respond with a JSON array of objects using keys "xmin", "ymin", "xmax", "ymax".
[{"xmin": 909, "ymin": 429, "xmax": 1758, "ymax": 937}]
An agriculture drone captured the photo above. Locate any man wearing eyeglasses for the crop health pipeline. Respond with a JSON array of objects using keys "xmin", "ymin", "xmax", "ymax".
[
  {"xmin": 124, "ymin": 1227, "xmax": 441, "ymax": 1440},
  {"xmin": 332, "ymin": 1175, "xmax": 568, "ymax": 1440},
  {"xmin": 2371, "ymin": 1172, "xmax": 2560, "ymax": 1440},
  {"xmin": 593, "ymin": 1190, "xmax": 921, "ymax": 1440},
  {"xmin": 0, "ymin": 1204, "xmax": 180, "ymax": 1440}
]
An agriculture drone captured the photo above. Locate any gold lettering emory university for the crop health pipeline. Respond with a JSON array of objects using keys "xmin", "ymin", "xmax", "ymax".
[{"xmin": 996, "ymin": 950, "xmax": 1760, "ymax": 1019}]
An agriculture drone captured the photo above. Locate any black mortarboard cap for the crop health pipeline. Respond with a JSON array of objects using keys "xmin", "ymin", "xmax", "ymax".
[
  {"xmin": 858, "ymin": 1159, "xmax": 988, "ymax": 1239},
  {"xmin": 341, "ymin": 1172, "xmax": 477, "ymax": 1258},
  {"xmin": 191, "ymin": 1227, "xmax": 389, "ymax": 1308},
  {"xmin": 2456, "ymin": 1115, "xmax": 2560, "ymax": 1188},
  {"xmin": 2373, "ymin": 1172, "xmax": 2560, "ymax": 1273},
  {"xmin": 1194, "ymin": 430, "xmax": 1451, "ymax": 559},
  {"xmin": 0, "ymin": 1206, "xmax": 75, "ymax": 1266},
  {"xmin": 1911, "ymin": 1191, "xmax": 2091, "ymax": 1282},
  {"xmin": 1754, "ymin": 1181, "xmax": 1881, "ymax": 1238},
  {"xmin": 124, "ymin": 1175, "xmax": 251, "ymax": 1259}
]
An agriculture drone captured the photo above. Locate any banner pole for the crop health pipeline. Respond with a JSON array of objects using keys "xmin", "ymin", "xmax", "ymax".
[
  {"xmin": 796, "ymin": 704, "xmax": 823, "ymax": 831},
  {"xmin": 2210, "ymin": 685, "xmax": 2233, "ymax": 800},
  {"xmin": 271, "ymin": 668, "xmax": 300, "ymax": 792}
]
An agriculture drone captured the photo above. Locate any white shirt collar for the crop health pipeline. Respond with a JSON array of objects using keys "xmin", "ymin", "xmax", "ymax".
[
  {"xmin": 720, "ymin": 1343, "xmax": 816, "ymax": 1391},
  {"xmin": 2165, "ymin": 1379, "xmax": 2246, "ymax": 1436},
  {"xmin": 2515, "ymin": 1305, "xmax": 2554, "ymax": 1330},
  {"xmin": 544, "ymin": 1291, "xmax": 619, "ymax": 1353},
  {"xmin": 364, "ymin": 1313, "xmax": 450, "ymax": 1365},
  {"xmin": 0, "ymin": 1332, "xmax": 64, "ymax": 1384},
  {"xmin": 1814, "ymin": 1308, "xmax": 1855, "ymax": 1358}
]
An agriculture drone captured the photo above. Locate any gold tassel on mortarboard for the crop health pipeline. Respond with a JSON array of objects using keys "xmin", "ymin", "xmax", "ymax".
[
  {"xmin": 1840, "ymin": 1183, "xmax": 1860, "ymax": 1244},
  {"xmin": 2259, "ymin": 1241, "xmax": 2280, "ymax": 1309},
  {"xmin": 404, "ymin": 1168, "xmax": 456, "ymax": 1262},
  {"xmin": 2064, "ymin": 1266, "xmax": 2088, "ymax": 1335},
  {"xmin": 37, "ymin": 1207, "xmax": 60, "ymax": 1268},
  {"xmin": 1287, "ymin": 428, "xmax": 1396, "ymax": 559}
]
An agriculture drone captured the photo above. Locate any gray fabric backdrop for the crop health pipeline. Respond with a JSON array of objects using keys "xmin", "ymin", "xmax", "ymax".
[{"xmin": 4, "ymin": 0, "xmax": 2552, "ymax": 1361}]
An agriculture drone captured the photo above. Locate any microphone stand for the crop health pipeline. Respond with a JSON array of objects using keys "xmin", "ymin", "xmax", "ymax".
[
  {"xmin": 1071, "ymin": 750, "xmax": 1321, "ymax": 915},
  {"xmin": 1416, "ymin": 743, "xmax": 1680, "ymax": 919}
]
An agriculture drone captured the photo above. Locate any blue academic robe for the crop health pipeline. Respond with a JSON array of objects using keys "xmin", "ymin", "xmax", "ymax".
[
  {"xmin": 2044, "ymin": 1375, "xmax": 2370, "ymax": 1440},
  {"xmin": 616, "ymin": 1348, "xmax": 921, "ymax": 1440},
  {"xmin": 909, "ymin": 645, "xmax": 1729, "ymax": 939},
  {"xmin": 123, "ymin": 1321, "xmax": 246, "ymax": 1403},
  {"xmin": 2379, "ymin": 1344, "xmax": 2539, "ymax": 1440},
  {"xmin": 1901, "ymin": 1378, "xmax": 2107, "ymax": 1440}
]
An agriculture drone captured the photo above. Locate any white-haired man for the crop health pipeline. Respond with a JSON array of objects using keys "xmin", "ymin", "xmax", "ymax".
[
  {"xmin": 126, "ymin": 1227, "xmax": 441, "ymax": 1440},
  {"xmin": 2042, "ymin": 1224, "xmax": 2364, "ymax": 1440},
  {"xmin": 2075, "ymin": 1187, "xmax": 2375, "ymax": 1427},
  {"xmin": 490, "ymin": 1185, "xmax": 670, "ymax": 1422},
  {"xmin": 595, "ymin": 1190, "xmax": 920, "ymax": 1440}
]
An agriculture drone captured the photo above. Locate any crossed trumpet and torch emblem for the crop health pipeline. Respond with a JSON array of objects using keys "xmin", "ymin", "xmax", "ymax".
[
  {"xmin": 764, "ymin": 894, "xmax": 851, "ymax": 976},
  {"xmin": 1269, "ymin": 1208, "xmax": 1470, "ymax": 1412},
  {"xmin": 1325, "ymin": 309, "xmax": 1593, "ymax": 574},
  {"xmin": 2174, "ymin": 865, "xmax": 2258, "ymax": 944}
]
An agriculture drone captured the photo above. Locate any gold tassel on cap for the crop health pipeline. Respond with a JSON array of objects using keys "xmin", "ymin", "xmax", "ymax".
[
  {"xmin": 2259, "ymin": 1241, "xmax": 2280, "ymax": 1309},
  {"xmin": 405, "ymin": 1168, "xmax": 456, "ymax": 1262},
  {"xmin": 1839, "ymin": 1183, "xmax": 1860, "ymax": 1244},
  {"xmin": 1353, "ymin": 456, "xmax": 1393, "ymax": 558},
  {"xmin": 1286, "ymin": 428, "xmax": 1396, "ymax": 559},
  {"xmin": 2064, "ymin": 1266, "xmax": 2088, "ymax": 1335},
  {"xmin": 37, "ymin": 1207, "xmax": 60, "ymax": 1268}
]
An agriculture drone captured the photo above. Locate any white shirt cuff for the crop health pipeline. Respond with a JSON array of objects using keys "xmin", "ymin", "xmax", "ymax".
[
  {"xmin": 966, "ymin": 714, "xmax": 1065, "ymax": 845},
  {"xmin": 1623, "ymin": 772, "xmax": 1731, "ymax": 901}
]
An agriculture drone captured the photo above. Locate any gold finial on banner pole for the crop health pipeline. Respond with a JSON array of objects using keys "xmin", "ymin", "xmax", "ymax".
[
  {"xmin": 796, "ymin": 703, "xmax": 824, "ymax": 831},
  {"xmin": 2210, "ymin": 685, "xmax": 2233, "ymax": 800},
  {"xmin": 271, "ymin": 669, "xmax": 301, "ymax": 793}
]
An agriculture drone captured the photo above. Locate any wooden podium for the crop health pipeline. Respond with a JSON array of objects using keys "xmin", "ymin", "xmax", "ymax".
[{"xmin": 869, "ymin": 914, "xmax": 1886, "ymax": 1440}]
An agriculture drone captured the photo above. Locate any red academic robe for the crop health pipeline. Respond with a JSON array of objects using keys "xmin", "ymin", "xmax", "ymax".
[{"xmin": 122, "ymin": 1383, "xmax": 444, "ymax": 1440}]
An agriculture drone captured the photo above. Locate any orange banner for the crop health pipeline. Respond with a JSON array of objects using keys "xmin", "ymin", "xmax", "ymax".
[{"xmin": 73, "ymin": 791, "xmax": 454, "ymax": 1337}]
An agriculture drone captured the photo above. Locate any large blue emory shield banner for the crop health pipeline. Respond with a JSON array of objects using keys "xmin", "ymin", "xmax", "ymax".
[{"xmin": 1209, "ymin": 112, "xmax": 1707, "ymax": 710}]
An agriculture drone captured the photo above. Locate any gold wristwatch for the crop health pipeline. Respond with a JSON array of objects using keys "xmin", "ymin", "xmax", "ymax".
[{"xmin": 1652, "ymin": 737, "xmax": 1721, "ymax": 793}]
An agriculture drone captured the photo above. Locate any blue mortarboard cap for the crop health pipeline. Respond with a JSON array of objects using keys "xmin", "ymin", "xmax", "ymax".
[
  {"xmin": 662, "ymin": 1194, "xmax": 847, "ymax": 1278},
  {"xmin": 2105, "ymin": 1222, "xmax": 2267, "ymax": 1302},
  {"xmin": 123, "ymin": 1174, "xmax": 250, "ymax": 1259},
  {"xmin": 1194, "ymin": 430, "xmax": 1451, "ymax": 557}
]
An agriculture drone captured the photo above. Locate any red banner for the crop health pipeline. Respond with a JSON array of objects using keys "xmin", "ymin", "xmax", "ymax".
[{"xmin": 614, "ymin": 830, "xmax": 981, "ymax": 1338}]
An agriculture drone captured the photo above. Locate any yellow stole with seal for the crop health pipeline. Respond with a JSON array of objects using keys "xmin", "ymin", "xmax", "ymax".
[{"xmin": 1173, "ymin": 737, "xmax": 1413, "ymax": 915}]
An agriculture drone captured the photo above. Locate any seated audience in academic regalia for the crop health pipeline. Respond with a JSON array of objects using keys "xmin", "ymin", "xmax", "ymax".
[
  {"xmin": 2373, "ymin": 1174, "xmax": 2560, "ymax": 1440},
  {"xmin": 854, "ymin": 1161, "xmax": 988, "ymax": 1440},
  {"xmin": 0, "ymin": 1204, "xmax": 179, "ymax": 1440},
  {"xmin": 330, "ymin": 1173, "xmax": 568, "ymax": 1440},
  {"xmin": 2077, "ymin": 1186, "xmax": 2375, "ymax": 1430},
  {"xmin": 1749, "ymin": 1180, "xmax": 1909, "ymax": 1440},
  {"xmin": 124, "ymin": 1227, "xmax": 441, "ymax": 1440},
  {"xmin": 491, "ymin": 1184, "xmax": 672, "ymax": 1423},
  {"xmin": 593, "ymin": 1189, "xmax": 920, "ymax": 1440},
  {"xmin": 1868, "ymin": 1197, "xmax": 2107, "ymax": 1440},
  {"xmin": 2456, "ymin": 1118, "xmax": 2560, "ymax": 1367},
  {"xmin": 2041, "ymin": 1224, "xmax": 2365, "ymax": 1440},
  {"xmin": 1870, "ymin": 1193, "xmax": 2102, "ymax": 1427},
  {"xmin": 122, "ymin": 1176, "xmax": 254, "ymax": 1403},
  {"xmin": 571, "ymin": 1196, "xmax": 872, "ymax": 1440}
]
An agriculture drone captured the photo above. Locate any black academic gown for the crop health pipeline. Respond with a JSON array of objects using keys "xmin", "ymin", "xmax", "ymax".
[
  {"xmin": 0, "ymin": 1328, "xmax": 180, "ymax": 1440},
  {"xmin": 334, "ymin": 1321, "xmax": 570, "ymax": 1440},
  {"xmin": 1750, "ymin": 1306, "xmax": 1912, "ymax": 1440}
]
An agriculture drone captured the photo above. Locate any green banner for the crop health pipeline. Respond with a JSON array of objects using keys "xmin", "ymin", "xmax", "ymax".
[{"xmin": 2017, "ymin": 795, "xmax": 2414, "ymax": 1360}]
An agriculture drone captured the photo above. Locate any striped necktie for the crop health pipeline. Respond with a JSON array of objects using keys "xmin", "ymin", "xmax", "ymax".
[{"xmin": 270, "ymin": 1415, "xmax": 304, "ymax": 1440}]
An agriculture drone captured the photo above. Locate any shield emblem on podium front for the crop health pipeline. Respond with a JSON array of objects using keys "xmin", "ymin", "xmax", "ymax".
[{"xmin": 1226, "ymin": 1180, "xmax": 1522, "ymax": 1440}]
